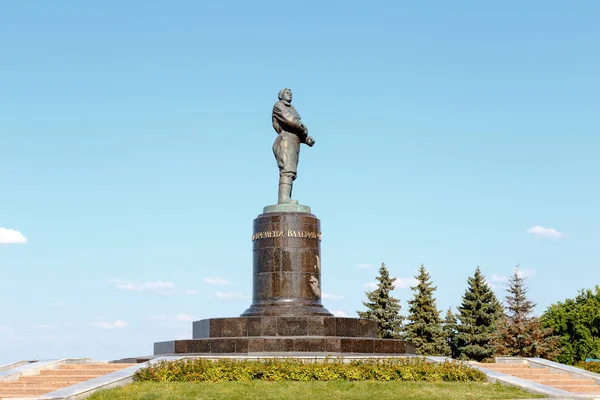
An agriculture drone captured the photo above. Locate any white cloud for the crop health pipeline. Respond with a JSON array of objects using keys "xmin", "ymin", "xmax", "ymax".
[
  {"xmin": 516, "ymin": 268, "xmax": 536, "ymax": 279},
  {"xmin": 491, "ymin": 268, "xmax": 535, "ymax": 285},
  {"xmin": 364, "ymin": 278, "xmax": 416, "ymax": 291},
  {"xmin": 111, "ymin": 279, "xmax": 175, "ymax": 294},
  {"xmin": 148, "ymin": 313, "xmax": 199, "ymax": 327},
  {"xmin": 355, "ymin": 264, "xmax": 372, "ymax": 269},
  {"xmin": 395, "ymin": 277, "xmax": 419, "ymax": 289},
  {"xmin": 89, "ymin": 320, "xmax": 127, "ymax": 330},
  {"xmin": 331, "ymin": 310, "xmax": 348, "ymax": 317},
  {"xmin": 215, "ymin": 292, "xmax": 246, "ymax": 300},
  {"xmin": 49, "ymin": 301, "xmax": 68, "ymax": 308},
  {"xmin": 203, "ymin": 277, "xmax": 234, "ymax": 286},
  {"xmin": 322, "ymin": 293, "xmax": 344, "ymax": 300},
  {"xmin": 33, "ymin": 324, "xmax": 55, "ymax": 330},
  {"xmin": 110, "ymin": 279, "xmax": 196, "ymax": 296},
  {"xmin": 0, "ymin": 228, "xmax": 28, "ymax": 244},
  {"xmin": 0, "ymin": 326, "xmax": 15, "ymax": 334},
  {"xmin": 526, "ymin": 225, "xmax": 564, "ymax": 239},
  {"xmin": 148, "ymin": 314, "xmax": 198, "ymax": 323}
]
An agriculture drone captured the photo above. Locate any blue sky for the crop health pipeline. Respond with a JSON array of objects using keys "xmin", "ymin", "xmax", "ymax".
[{"xmin": 1, "ymin": 0, "xmax": 598, "ymax": 364}]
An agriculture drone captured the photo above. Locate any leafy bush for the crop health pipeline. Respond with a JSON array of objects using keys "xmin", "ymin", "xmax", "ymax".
[
  {"xmin": 133, "ymin": 357, "xmax": 486, "ymax": 383},
  {"xmin": 542, "ymin": 286, "xmax": 600, "ymax": 364},
  {"xmin": 575, "ymin": 361, "xmax": 600, "ymax": 374}
]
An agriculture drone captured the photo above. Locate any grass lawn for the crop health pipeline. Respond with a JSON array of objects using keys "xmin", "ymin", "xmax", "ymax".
[{"xmin": 88, "ymin": 381, "xmax": 545, "ymax": 400}]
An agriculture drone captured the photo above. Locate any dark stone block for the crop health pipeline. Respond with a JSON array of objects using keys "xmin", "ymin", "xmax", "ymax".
[
  {"xmin": 253, "ymin": 250, "xmax": 260, "ymax": 275},
  {"xmin": 255, "ymin": 236, "xmax": 276, "ymax": 249},
  {"xmin": 273, "ymin": 248, "xmax": 284, "ymax": 271},
  {"xmin": 247, "ymin": 317, "xmax": 261, "ymax": 336},
  {"xmin": 277, "ymin": 317, "xmax": 307, "ymax": 336},
  {"xmin": 325, "ymin": 338, "xmax": 341, "ymax": 353},
  {"xmin": 352, "ymin": 339, "xmax": 374, "ymax": 353},
  {"xmin": 268, "ymin": 273, "xmax": 280, "ymax": 297},
  {"xmin": 393, "ymin": 340, "xmax": 406, "ymax": 354},
  {"xmin": 280, "ymin": 272, "xmax": 299, "ymax": 298},
  {"xmin": 295, "ymin": 338, "xmax": 326, "ymax": 352},
  {"xmin": 264, "ymin": 338, "xmax": 294, "ymax": 352},
  {"xmin": 188, "ymin": 340, "xmax": 211, "ymax": 353},
  {"xmin": 209, "ymin": 319, "xmax": 223, "ymax": 338},
  {"xmin": 357, "ymin": 319, "xmax": 378, "ymax": 338},
  {"xmin": 307, "ymin": 316, "xmax": 325, "ymax": 336},
  {"xmin": 193, "ymin": 320, "xmax": 210, "ymax": 338},
  {"xmin": 340, "ymin": 338, "xmax": 354, "ymax": 353},
  {"xmin": 257, "ymin": 248, "xmax": 275, "ymax": 274},
  {"xmin": 336, "ymin": 318, "xmax": 357, "ymax": 337},
  {"xmin": 254, "ymin": 273, "xmax": 273, "ymax": 300},
  {"xmin": 324, "ymin": 318, "xmax": 336, "ymax": 336},
  {"xmin": 174, "ymin": 341, "xmax": 189, "ymax": 353},
  {"xmin": 211, "ymin": 339, "xmax": 235, "ymax": 353},
  {"xmin": 222, "ymin": 318, "xmax": 247, "ymax": 337},
  {"xmin": 281, "ymin": 249, "xmax": 292, "ymax": 272},
  {"xmin": 248, "ymin": 338, "xmax": 265, "ymax": 352},
  {"xmin": 260, "ymin": 316, "xmax": 277, "ymax": 336},
  {"xmin": 301, "ymin": 249, "xmax": 320, "ymax": 274},
  {"xmin": 404, "ymin": 341, "xmax": 416, "ymax": 354},
  {"xmin": 154, "ymin": 337, "xmax": 416, "ymax": 355},
  {"xmin": 235, "ymin": 338, "xmax": 248, "ymax": 353},
  {"xmin": 271, "ymin": 233, "xmax": 286, "ymax": 248},
  {"xmin": 154, "ymin": 341, "xmax": 175, "ymax": 354},
  {"xmin": 374, "ymin": 339, "xmax": 395, "ymax": 354}
]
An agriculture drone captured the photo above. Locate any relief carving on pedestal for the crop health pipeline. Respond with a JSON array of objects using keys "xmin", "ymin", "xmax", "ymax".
[{"xmin": 310, "ymin": 255, "xmax": 321, "ymax": 297}]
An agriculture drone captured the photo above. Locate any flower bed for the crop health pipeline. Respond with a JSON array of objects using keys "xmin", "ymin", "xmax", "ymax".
[{"xmin": 133, "ymin": 358, "xmax": 486, "ymax": 382}]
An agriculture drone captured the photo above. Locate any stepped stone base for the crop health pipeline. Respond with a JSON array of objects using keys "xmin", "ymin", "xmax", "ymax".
[
  {"xmin": 154, "ymin": 316, "xmax": 414, "ymax": 355},
  {"xmin": 155, "ymin": 337, "xmax": 415, "ymax": 355}
]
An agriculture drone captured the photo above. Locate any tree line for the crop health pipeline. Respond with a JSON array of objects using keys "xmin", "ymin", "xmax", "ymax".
[{"xmin": 357, "ymin": 263, "xmax": 600, "ymax": 364}]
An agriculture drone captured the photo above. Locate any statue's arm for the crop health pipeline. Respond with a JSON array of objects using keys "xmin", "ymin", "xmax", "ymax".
[
  {"xmin": 273, "ymin": 103, "xmax": 304, "ymax": 131},
  {"xmin": 273, "ymin": 103, "xmax": 314, "ymax": 146}
]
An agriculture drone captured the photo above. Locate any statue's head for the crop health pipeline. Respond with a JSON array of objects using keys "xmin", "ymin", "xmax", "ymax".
[{"xmin": 278, "ymin": 88, "xmax": 292, "ymax": 103}]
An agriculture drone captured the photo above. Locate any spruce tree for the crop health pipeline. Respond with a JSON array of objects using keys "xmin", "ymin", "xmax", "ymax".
[
  {"xmin": 455, "ymin": 266, "xmax": 502, "ymax": 361},
  {"xmin": 495, "ymin": 267, "xmax": 559, "ymax": 358},
  {"xmin": 404, "ymin": 265, "xmax": 450, "ymax": 356},
  {"xmin": 443, "ymin": 307, "xmax": 459, "ymax": 358},
  {"xmin": 357, "ymin": 262, "xmax": 403, "ymax": 338}
]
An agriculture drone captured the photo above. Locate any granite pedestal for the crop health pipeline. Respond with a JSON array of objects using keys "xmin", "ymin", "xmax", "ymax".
[
  {"xmin": 243, "ymin": 211, "xmax": 331, "ymax": 316},
  {"xmin": 154, "ymin": 207, "xmax": 415, "ymax": 356}
]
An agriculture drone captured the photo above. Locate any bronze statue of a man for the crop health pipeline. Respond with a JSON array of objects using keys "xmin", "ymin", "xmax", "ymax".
[{"xmin": 272, "ymin": 88, "xmax": 315, "ymax": 204}]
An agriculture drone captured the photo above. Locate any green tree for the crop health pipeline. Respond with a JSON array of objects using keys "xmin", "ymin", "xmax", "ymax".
[
  {"xmin": 542, "ymin": 286, "xmax": 600, "ymax": 364},
  {"xmin": 357, "ymin": 262, "xmax": 403, "ymax": 338},
  {"xmin": 494, "ymin": 267, "xmax": 559, "ymax": 359},
  {"xmin": 404, "ymin": 265, "xmax": 450, "ymax": 356},
  {"xmin": 443, "ymin": 307, "xmax": 459, "ymax": 358},
  {"xmin": 455, "ymin": 266, "xmax": 503, "ymax": 361}
]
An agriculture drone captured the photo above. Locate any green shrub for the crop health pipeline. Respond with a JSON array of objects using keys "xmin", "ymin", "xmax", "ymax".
[
  {"xmin": 133, "ymin": 358, "xmax": 486, "ymax": 383},
  {"xmin": 575, "ymin": 361, "xmax": 600, "ymax": 373}
]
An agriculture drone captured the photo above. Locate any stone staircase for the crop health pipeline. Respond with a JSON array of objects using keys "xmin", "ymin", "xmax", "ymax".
[
  {"xmin": 478, "ymin": 362, "xmax": 600, "ymax": 394},
  {"xmin": 0, "ymin": 363, "xmax": 137, "ymax": 399}
]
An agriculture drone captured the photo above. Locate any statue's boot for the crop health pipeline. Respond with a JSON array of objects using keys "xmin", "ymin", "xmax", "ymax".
[{"xmin": 278, "ymin": 176, "xmax": 298, "ymax": 204}]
